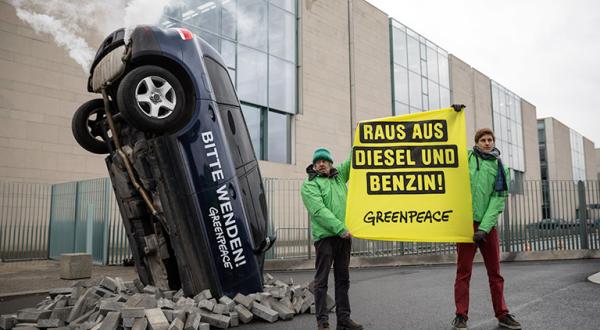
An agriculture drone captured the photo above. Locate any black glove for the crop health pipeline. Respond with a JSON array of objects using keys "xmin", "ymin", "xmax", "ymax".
[
  {"xmin": 452, "ymin": 104, "xmax": 466, "ymax": 112},
  {"xmin": 473, "ymin": 230, "xmax": 487, "ymax": 246}
]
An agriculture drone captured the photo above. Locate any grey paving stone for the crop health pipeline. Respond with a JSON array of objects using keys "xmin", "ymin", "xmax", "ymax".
[
  {"xmin": 172, "ymin": 290, "xmax": 184, "ymax": 301},
  {"xmin": 166, "ymin": 319, "xmax": 183, "ymax": 330},
  {"xmin": 195, "ymin": 300, "xmax": 213, "ymax": 312},
  {"xmin": 120, "ymin": 308, "xmax": 145, "ymax": 319},
  {"xmin": 49, "ymin": 308, "xmax": 72, "ymax": 323},
  {"xmin": 217, "ymin": 297, "xmax": 234, "ymax": 311},
  {"xmin": 250, "ymin": 302, "xmax": 278, "ymax": 323},
  {"xmin": 211, "ymin": 304, "xmax": 227, "ymax": 315},
  {"xmin": 268, "ymin": 300, "xmax": 294, "ymax": 321},
  {"xmin": 97, "ymin": 312, "xmax": 120, "ymax": 330},
  {"xmin": 171, "ymin": 310, "xmax": 186, "ymax": 323},
  {"xmin": 132, "ymin": 318, "xmax": 147, "ymax": 330},
  {"xmin": 232, "ymin": 305, "xmax": 252, "ymax": 324},
  {"xmin": 49, "ymin": 288, "xmax": 74, "ymax": 299},
  {"xmin": 157, "ymin": 299, "xmax": 175, "ymax": 310},
  {"xmin": 98, "ymin": 301, "xmax": 124, "ymax": 314},
  {"xmin": 143, "ymin": 286, "xmax": 157, "ymax": 295},
  {"xmin": 162, "ymin": 310, "xmax": 173, "ymax": 323},
  {"xmin": 198, "ymin": 290, "xmax": 212, "ymax": 301},
  {"xmin": 17, "ymin": 308, "xmax": 51, "ymax": 323},
  {"xmin": 232, "ymin": 294, "xmax": 253, "ymax": 310},
  {"xmin": 144, "ymin": 309, "xmax": 168, "ymax": 330},
  {"xmin": 99, "ymin": 278, "xmax": 118, "ymax": 293},
  {"xmin": 36, "ymin": 318, "xmax": 64, "ymax": 328},
  {"xmin": 182, "ymin": 311, "xmax": 200, "ymax": 330},
  {"xmin": 227, "ymin": 312, "xmax": 238, "ymax": 328},
  {"xmin": 292, "ymin": 296, "xmax": 304, "ymax": 314},
  {"xmin": 122, "ymin": 317, "xmax": 136, "ymax": 328},
  {"xmin": 198, "ymin": 311, "xmax": 229, "ymax": 329},
  {"xmin": 0, "ymin": 314, "xmax": 17, "ymax": 330}
]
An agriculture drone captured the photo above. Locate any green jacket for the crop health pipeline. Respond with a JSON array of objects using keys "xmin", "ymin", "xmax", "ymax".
[
  {"xmin": 301, "ymin": 157, "xmax": 351, "ymax": 241},
  {"xmin": 468, "ymin": 150, "xmax": 510, "ymax": 233}
]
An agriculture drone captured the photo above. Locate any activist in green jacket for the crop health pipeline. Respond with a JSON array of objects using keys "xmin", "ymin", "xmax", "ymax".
[
  {"xmin": 468, "ymin": 148, "xmax": 510, "ymax": 234},
  {"xmin": 301, "ymin": 149, "xmax": 351, "ymax": 242}
]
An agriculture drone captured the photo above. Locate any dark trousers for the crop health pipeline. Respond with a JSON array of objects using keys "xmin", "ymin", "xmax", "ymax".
[
  {"xmin": 314, "ymin": 236, "xmax": 352, "ymax": 325},
  {"xmin": 454, "ymin": 223, "xmax": 509, "ymax": 319}
]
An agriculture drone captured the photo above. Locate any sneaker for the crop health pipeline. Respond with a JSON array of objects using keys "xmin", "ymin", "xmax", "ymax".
[
  {"xmin": 336, "ymin": 319, "xmax": 364, "ymax": 330},
  {"xmin": 498, "ymin": 314, "xmax": 521, "ymax": 329},
  {"xmin": 318, "ymin": 322, "xmax": 330, "ymax": 330},
  {"xmin": 452, "ymin": 315, "xmax": 468, "ymax": 329}
]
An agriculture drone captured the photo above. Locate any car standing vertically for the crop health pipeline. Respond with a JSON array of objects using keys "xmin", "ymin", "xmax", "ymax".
[{"xmin": 71, "ymin": 25, "xmax": 274, "ymax": 298}]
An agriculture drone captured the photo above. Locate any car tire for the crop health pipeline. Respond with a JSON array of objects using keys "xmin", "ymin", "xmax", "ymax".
[
  {"xmin": 117, "ymin": 65, "xmax": 189, "ymax": 133},
  {"xmin": 72, "ymin": 99, "xmax": 110, "ymax": 154}
]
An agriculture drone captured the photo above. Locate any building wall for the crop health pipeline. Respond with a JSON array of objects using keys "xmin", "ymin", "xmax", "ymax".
[
  {"xmin": 597, "ymin": 148, "xmax": 600, "ymax": 181},
  {"xmin": 583, "ymin": 137, "xmax": 597, "ymax": 181},
  {"xmin": 350, "ymin": 0, "xmax": 391, "ymax": 125},
  {"xmin": 448, "ymin": 55, "xmax": 476, "ymax": 143},
  {"xmin": 543, "ymin": 117, "xmax": 573, "ymax": 181},
  {"xmin": 448, "ymin": 55, "xmax": 496, "ymax": 146},
  {"xmin": 0, "ymin": 0, "xmax": 105, "ymax": 183},
  {"xmin": 521, "ymin": 100, "xmax": 541, "ymax": 181},
  {"xmin": 292, "ymin": 0, "xmax": 352, "ymax": 177}
]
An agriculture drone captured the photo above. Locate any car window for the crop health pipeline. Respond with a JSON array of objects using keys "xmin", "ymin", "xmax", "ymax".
[{"xmin": 204, "ymin": 56, "xmax": 239, "ymax": 106}]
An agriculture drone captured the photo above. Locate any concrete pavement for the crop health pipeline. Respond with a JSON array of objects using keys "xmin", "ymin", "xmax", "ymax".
[{"xmin": 1, "ymin": 259, "xmax": 599, "ymax": 329}]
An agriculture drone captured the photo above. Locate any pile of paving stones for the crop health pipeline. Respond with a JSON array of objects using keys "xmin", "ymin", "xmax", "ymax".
[{"xmin": 0, "ymin": 274, "xmax": 334, "ymax": 330}]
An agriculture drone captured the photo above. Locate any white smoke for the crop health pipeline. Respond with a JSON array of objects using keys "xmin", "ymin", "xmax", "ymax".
[
  {"xmin": 15, "ymin": 8, "xmax": 95, "ymax": 71},
  {"xmin": 10, "ymin": 0, "xmax": 180, "ymax": 72}
]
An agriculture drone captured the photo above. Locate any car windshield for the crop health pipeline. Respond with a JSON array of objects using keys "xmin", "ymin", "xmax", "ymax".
[{"xmin": 203, "ymin": 56, "xmax": 238, "ymax": 106}]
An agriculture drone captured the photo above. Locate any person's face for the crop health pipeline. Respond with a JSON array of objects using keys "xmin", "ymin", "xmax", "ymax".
[
  {"xmin": 313, "ymin": 159, "xmax": 332, "ymax": 175},
  {"xmin": 477, "ymin": 134, "xmax": 495, "ymax": 153}
]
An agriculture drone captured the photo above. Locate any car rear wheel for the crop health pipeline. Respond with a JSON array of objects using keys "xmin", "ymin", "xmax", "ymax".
[
  {"xmin": 117, "ymin": 65, "xmax": 189, "ymax": 133},
  {"xmin": 72, "ymin": 99, "xmax": 110, "ymax": 154}
]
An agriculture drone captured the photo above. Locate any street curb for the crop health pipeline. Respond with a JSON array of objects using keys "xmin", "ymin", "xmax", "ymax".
[
  {"xmin": 587, "ymin": 272, "xmax": 600, "ymax": 285},
  {"xmin": 0, "ymin": 290, "xmax": 49, "ymax": 299},
  {"xmin": 265, "ymin": 249, "xmax": 600, "ymax": 271}
]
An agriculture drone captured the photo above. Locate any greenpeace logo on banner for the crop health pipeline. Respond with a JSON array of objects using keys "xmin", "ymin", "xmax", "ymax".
[{"xmin": 345, "ymin": 108, "xmax": 474, "ymax": 243}]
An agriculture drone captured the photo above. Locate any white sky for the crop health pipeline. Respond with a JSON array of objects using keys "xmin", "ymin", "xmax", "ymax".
[{"xmin": 365, "ymin": 0, "xmax": 600, "ymax": 147}]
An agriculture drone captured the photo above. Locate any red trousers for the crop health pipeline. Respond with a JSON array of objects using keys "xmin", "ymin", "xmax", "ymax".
[{"xmin": 454, "ymin": 223, "xmax": 509, "ymax": 319}]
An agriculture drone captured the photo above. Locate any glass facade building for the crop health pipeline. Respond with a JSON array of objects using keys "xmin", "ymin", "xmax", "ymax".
[
  {"xmin": 389, "ymin": 19, "xmax": 450, "ymax": 116},
  {"xmin": 491, "ymin": 81, "xmax": 525, "ymax": 173},
  {"xmin": 163, "ymin": 0, "xmax": 297, "ymax": 163},
  {"xmin": 569, "ymin": 129, "xmax": 586, "ymax": 181}
]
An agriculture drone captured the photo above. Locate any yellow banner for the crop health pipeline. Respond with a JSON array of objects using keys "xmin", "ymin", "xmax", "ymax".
[{"xmin": 345, "ymin": 108, "xmax": 473, "ymax": 242}]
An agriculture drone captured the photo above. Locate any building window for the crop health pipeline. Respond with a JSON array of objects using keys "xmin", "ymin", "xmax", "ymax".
[
  {"xmin": 570, "ymin": 129, "xmax": 586, "ymax": 181},
  {"xmin": 241, "ymin": 103, "xmax": 291, "ymax": 163},
  {"xmin": 390, "ymin": 19, "xmax": 450, "ymax": 116},
  {"xmin": 163, "ymin": 0, "xmax": 297, "ymax": 164},
  {"xmin": 491, "ymin": 81, "xmax": 525, "ymax": 173},
  {"xmin": 538, "ymin": 120, "xmax": 551, "ymax": 219}
]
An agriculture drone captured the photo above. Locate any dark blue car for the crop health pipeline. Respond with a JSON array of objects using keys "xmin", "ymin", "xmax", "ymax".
[{"xmin": 71, "ymin": 25, "xmax": 274, "ymax": 298}]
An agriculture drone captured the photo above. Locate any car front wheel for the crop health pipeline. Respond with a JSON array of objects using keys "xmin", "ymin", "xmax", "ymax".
[{"xmin": 117, "ymin": 65, "xmax": 189, "ymax": 133}]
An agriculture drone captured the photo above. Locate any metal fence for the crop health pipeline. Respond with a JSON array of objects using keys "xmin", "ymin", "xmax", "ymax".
[
  {"xmin": 2, "ymin": 178, "xmax": 599, "ymax": 264},
  {"xmin": 0, "ymin": 181, "xmax": 51, "ymax": 261},
  {"xmin": 47, "ymin": 178, "xmax": 131, "ymax": 265},
  {"xmin": 265, "ymin": 179, "xmax": 600, "ymax": 259}
]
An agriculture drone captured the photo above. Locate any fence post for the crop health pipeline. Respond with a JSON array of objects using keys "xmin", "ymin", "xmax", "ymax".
[
  {"xmin": 307, "ymin": 217, "xmax": 311, "ymax": 259},
  {"xmin": 86, "ymin": 204, "xmax": 94, "ymax": 254},
  {"xmin": 102, "ymin": 178, "xmax": 111, "ymax": 265},
  {"xmin": 577, "ymin": 181, "xmax": 589, "ymax": 250},
  {"xmin": 503, "ymin": 201, "xmax": 511, "ymax": 252}
]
